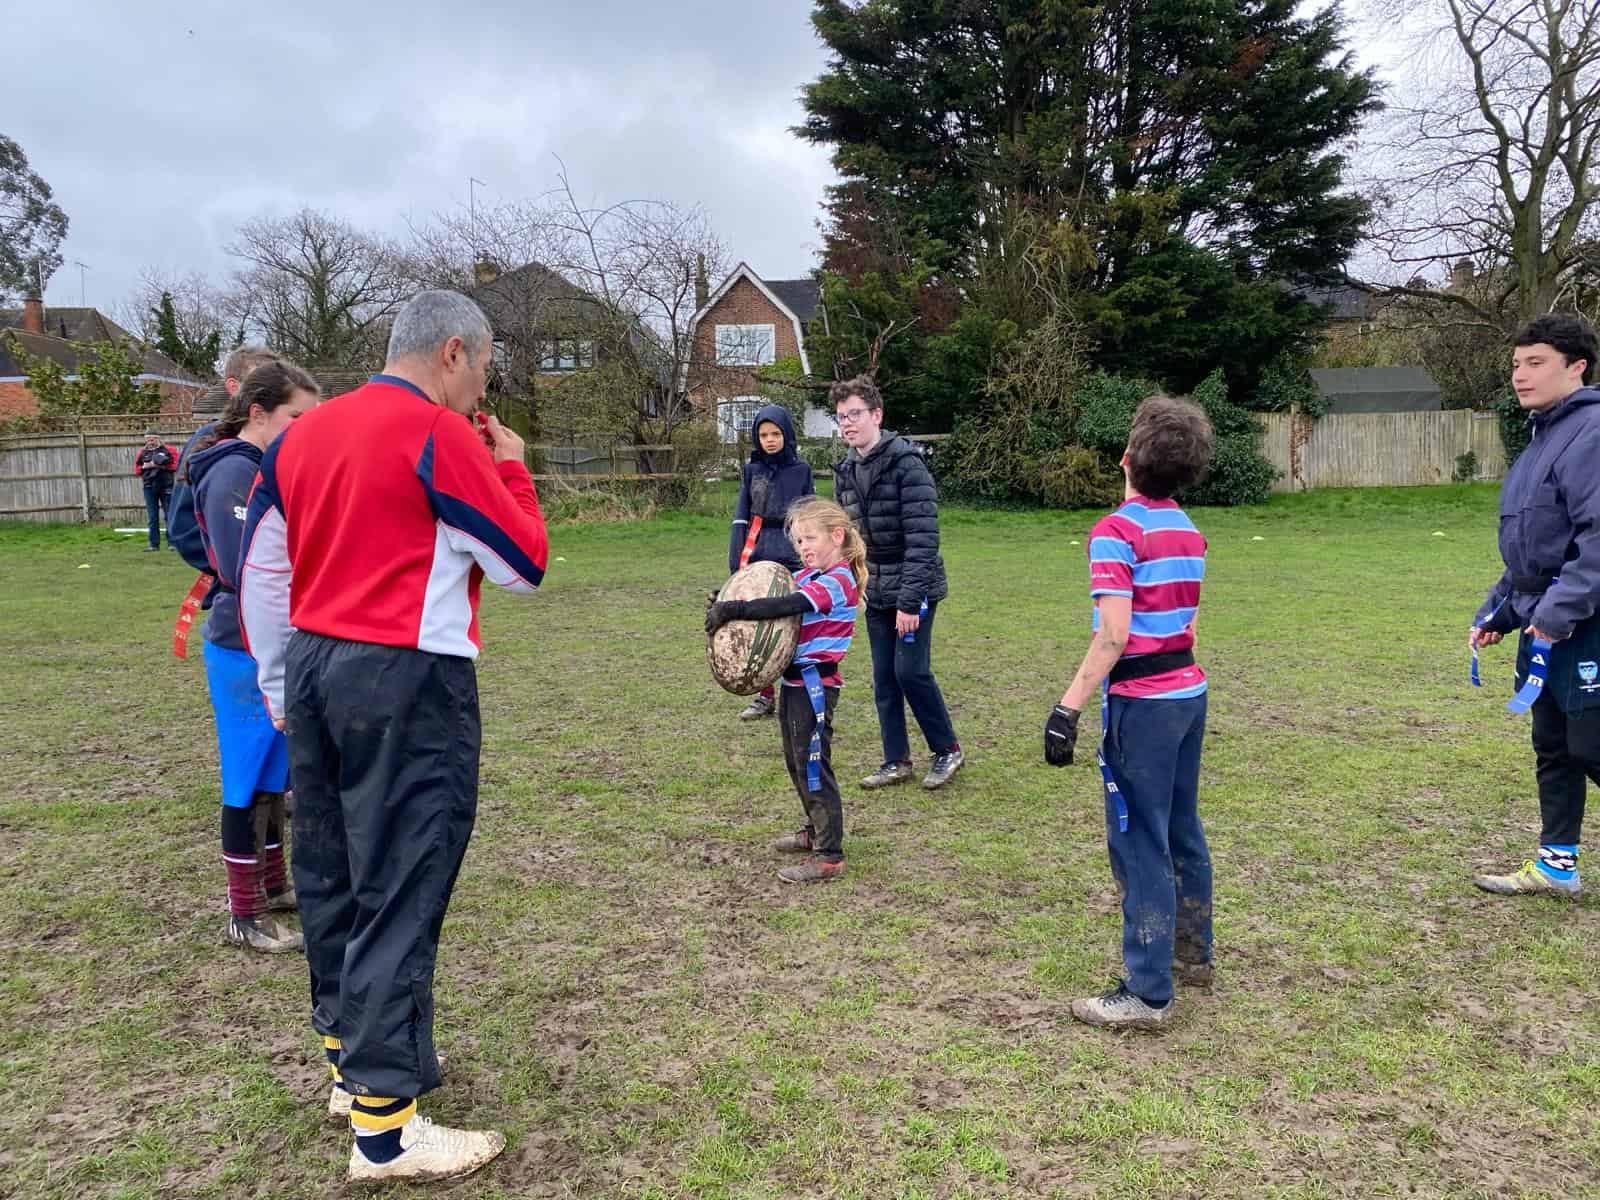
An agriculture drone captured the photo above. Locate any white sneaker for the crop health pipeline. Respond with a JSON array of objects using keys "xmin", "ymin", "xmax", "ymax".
[
  {"xmin": 1070, "ymin": 982, "xmax": 1174, "ymax": 1031},
  {"xmin": 328, "ymin": 1084, "xmax": 353, "ymax": 1121},
  {"xmin": 327, "ymin": 1055, "xmax": 447, "ymax": 1122},
  {"xmin": 345, "ymin": 1114, "xmax": 505, "ymax": 1184}
]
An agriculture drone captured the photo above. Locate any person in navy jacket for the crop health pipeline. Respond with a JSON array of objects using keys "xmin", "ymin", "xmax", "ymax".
[
  {"xmin": 187, "ymin": 361, "xmax": 321, "ymax": 955},
  {"xmin": 1471, "ymin": 314, "xmax": 1600, "ymax": 899},
  {"xmin": 726, "ymin": 404, "xmax": 814, "ymax": 720}
]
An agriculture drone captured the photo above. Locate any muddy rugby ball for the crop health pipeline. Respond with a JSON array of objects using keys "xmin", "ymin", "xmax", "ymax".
[{"xmin": 708, "ymin": 561, "xmax": 801, "ymax": 695}]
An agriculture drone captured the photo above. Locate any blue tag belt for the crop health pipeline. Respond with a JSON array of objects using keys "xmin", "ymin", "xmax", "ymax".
[
  {"xmin": 1506, "ymin": 637, "xmax": 1554, "ymax": 714},
  {"xmin": 1096, "ymin": 679, "xmax": 1128, "ymax": 833},
  {"xmin": 800, "ymin": 664, "xmax": 827, "ymax": 793}
]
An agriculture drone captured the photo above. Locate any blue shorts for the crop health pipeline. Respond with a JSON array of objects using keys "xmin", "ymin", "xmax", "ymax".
[{"xmin": 203, "ymin": 639, "xmax": 289, "ymax": 809}]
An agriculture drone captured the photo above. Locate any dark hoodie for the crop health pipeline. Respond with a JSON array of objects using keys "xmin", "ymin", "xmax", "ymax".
[
  {"xmin": 186, "ymin": 437, "xmax": 265, "ymax": 651},
  {"xmin": 728, "ymin": 404, "xmax": 815, "ymax": 574}
]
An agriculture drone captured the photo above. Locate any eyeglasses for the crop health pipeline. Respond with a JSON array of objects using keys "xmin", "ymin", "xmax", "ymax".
[{"xmin": 836, "ymin": 407, "xmax": 874, "ymax": 425}]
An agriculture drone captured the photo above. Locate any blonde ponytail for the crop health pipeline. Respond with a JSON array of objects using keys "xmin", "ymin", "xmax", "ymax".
[{"xmin": 786, "ymin": 496, "xmax": 869, "ymax": 593}]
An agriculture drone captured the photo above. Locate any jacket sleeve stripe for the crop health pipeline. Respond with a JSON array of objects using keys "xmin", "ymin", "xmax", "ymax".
[{"xmin": 417, "ymin": 431, "xmax": 547, "ymax": 592}]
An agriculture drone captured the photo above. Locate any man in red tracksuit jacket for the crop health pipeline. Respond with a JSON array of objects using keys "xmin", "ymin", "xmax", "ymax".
[{"xmin": 238, "ymin": 290, "xmax": 548, "ymax": 1186}]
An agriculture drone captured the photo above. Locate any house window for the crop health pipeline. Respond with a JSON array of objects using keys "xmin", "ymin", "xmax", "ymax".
[
  {"xmin": 717, "ymin": 395, "xmax": 765, "ymax": 443},
  {"xmin": 715, "ymin": 323, "xmax": 776, "ymax": 367},
  {"xmin": 535, "ymin": 337, "xmax": 595, "ymax": 372}
]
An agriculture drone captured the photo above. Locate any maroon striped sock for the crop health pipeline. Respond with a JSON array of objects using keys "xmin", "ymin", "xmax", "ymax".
[
  {"xmin": 261, "ymin": 843, "xmax": 287, "ymax": 897},
  {"xmin": 224, "ymin": 854, "xmax": 261, "ymax": 919}
]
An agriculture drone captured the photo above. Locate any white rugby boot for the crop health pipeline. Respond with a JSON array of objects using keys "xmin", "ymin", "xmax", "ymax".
[{"xmin": 345, "ymin": 1114, "xmax": 505, "ymax": 1184}]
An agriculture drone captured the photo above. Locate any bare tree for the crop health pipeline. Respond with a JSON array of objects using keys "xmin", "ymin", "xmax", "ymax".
[
  {"xmin": 1361, "ymin": 0, "xmax": 1600, "ymax": 329},
  {"xmin": 226, "ymin": 209, "xmax": 412, "ymax": 368},
  {"xmin": 413, "ymin": 169, "xmax": 729, "ymax": 476},
  {"xmin": 117, "ymin": 267, "xmax": 235, "ymax": 351}
]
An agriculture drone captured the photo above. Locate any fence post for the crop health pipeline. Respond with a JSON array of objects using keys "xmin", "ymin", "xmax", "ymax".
[{"xmin": 77, "ymin": 429, "xmax": 91, "ymax": 522}]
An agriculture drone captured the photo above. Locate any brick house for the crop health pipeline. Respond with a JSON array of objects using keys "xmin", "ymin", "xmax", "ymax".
[
  {"xmin": 0, "ymin": 297, "xmax": 206, "ymax": 418},
  {"xmin": 685, "ymin": 263, "xmax": 834, "ymax": 441}
]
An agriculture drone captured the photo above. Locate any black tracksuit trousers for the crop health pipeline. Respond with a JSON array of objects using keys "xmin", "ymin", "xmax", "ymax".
[{"xmin": 285, "ymin": 631, "xmax": 480, "ymax": 1100}]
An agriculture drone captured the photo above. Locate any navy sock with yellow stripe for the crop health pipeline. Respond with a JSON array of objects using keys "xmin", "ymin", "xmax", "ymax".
[
  {"xmin": 350, "ymin": 1095, "xmax": 416, "ymax": 1163},
  {"xmin": 323, "ymin": 1035, "xmax": 348, "ymax": 1091}
]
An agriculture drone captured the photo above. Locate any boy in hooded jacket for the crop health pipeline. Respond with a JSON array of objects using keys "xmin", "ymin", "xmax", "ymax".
[{"xmin": 727, "ymin": 405, "xmax": 815, "ymax": 719}]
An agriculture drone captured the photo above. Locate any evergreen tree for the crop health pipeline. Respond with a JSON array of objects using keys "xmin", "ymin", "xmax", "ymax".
[
  {"xmin": 149, "ymin": 290, "xmax": 223, "ymax": 378},
  {"xmin": 800, "ymin": 0, "xmax": 1380, "ymax": 417}
]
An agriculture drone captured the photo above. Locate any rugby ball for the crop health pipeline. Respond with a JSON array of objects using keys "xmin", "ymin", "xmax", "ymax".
[{"xmin": 708, "ymin": 561, "xmax": 801, "ymax": 695}]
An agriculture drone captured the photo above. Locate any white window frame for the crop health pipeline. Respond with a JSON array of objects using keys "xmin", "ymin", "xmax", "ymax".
[
  {"xmin": 714, "ymin": 323, "xmax": 776, "ymax": 367},
  {"xmin": 717, "ymin": 395, "xmax": 765, "ymax": 444}
]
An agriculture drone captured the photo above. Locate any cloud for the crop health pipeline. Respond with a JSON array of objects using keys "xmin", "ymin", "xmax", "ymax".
[{"xmin": 10, "ymin": 0, "xmax": 835, "ymax": 311}]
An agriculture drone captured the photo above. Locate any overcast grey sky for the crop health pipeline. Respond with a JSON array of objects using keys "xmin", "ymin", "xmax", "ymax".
[{"xmin": 9, "ymin": 1, "xmax": 836, "ymax": 313}]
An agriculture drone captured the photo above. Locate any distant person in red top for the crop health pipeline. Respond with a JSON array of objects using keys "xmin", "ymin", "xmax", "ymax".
[
  {"xmin": 1043, "ymin": 394, "xmax": 1215, "ymax": 1032},
  {"xmin": 132, "ymin": 431, "xmax": 178, "ymax": 550},
  {"xmin": 238, "ymin": 291, "xmax": 548, "ymax": 1186}
]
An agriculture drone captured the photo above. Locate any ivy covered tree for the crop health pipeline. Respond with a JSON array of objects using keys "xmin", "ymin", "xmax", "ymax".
[
  {"xmin": 149, "ymin": 290, "xmax": 223, "ymax": 378},
  {"xmin": 799, "ymin": 0, "xmax": 1380, "ymax": 423}
]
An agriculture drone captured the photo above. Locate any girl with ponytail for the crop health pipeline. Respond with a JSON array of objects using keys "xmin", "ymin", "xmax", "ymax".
[
  {"xmin": 185, "ymin": 359, "xmax": 321, "ymax": 953},
  {"xmin": 705, "ymin": 496, "xmax": 866, "ymax": 883}
]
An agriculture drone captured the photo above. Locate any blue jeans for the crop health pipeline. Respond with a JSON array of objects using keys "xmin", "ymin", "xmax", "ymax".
[
  {"xmin": 1102, "ymin": 691, "xmax": 1211, "ymax": 1007},
  {"xmin": 143, "ymin": 482, "xmax": 171, "ymax": 548},
  {"xmin": 864, "ymin": 602, "xmax": 958, "ymax": 763}
]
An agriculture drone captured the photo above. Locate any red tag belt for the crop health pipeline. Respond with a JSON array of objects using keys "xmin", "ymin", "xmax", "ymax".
[{"xmin": 172, "ymin": 572, "xmax": 215, "ymax": 659}]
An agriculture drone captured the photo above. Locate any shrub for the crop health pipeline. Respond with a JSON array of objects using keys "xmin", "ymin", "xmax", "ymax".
[
  {"xmin": 1038, "ymin": 447, "xmax": 1122, "ymax": 509},
  {"xmin": 1453, "ymin": 450, "xmax": 1478, "ymax": 483},
  {"xmin": 1497, "ymin": 387, "xmax": 1531, "ymax": 465}
]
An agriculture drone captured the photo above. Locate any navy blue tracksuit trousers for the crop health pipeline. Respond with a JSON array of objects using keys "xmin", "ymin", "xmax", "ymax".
[
  {"xmin": 1102, "ymin": 691, "xmax": 1212, "ymax": 1007},
  {"xmin": 285, "ymin": 631, "xmax": 479, "ymax": 1100}
]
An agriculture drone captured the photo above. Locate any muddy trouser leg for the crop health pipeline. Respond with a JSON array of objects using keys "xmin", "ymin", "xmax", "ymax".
[
  {"xmin": 1168, "ymin": 694, "xmax": 1212, "ymax": 970},
  {"xmin": 778, "ymin": 685, "xmax": 813, "ymax": 837},
  {"xmin": 1103, "ymin": 693, "xmax": 1207, "ymax": 1008},
  {"xmin": 286, "ymin": 633, "xmax": 352, "ymax": 1054},
  {"xmin": 1532, "ymin": 694, "xmax": 1590, "ymax": 846},
  {"xmin": 780, "ymin": 685, "xmax": 842, "ymax": 860},
  {"xmin": 297, "ymin": 635, "xmax": 478, "ymax": 1101}
]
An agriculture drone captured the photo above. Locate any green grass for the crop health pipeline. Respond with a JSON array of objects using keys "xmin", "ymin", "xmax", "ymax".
[{"xmin": 2, "ymin": 484, "xmax": 1598, "ymax": 1198}]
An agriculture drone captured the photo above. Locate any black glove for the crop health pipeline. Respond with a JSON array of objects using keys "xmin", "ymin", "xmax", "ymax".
[
  {"xmin": 1044, "ymin": 705, "xmax": 1081, "ymax": 767},
  {"xmin": 705, "ymin": 599, "xmax": 748, "ymax": 634}
]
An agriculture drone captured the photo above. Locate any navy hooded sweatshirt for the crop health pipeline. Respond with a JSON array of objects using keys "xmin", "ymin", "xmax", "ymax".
[
  {"xmin": 728, "ymin": 404, "xmax": 815, "ymax": 574},
  {"xmin": 186, "ymin": 436, "xmax": 265, "ymax": 651}
]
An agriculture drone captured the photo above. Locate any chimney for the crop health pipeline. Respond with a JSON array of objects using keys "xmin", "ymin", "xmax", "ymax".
[
  {"xmin": 21, "ymin": 294, "xmax": 44, "ymax": 335},
  {"xmin": 695, "ymin": 254, "xmax": 709, "ymax": 309},
  {"xmin": 474, "ymin": 257, "xmax": 500, "ymax": 287},
  {"xmin": 1451, "ymin": 258, "xmax": 1475, "ymax": 289}
]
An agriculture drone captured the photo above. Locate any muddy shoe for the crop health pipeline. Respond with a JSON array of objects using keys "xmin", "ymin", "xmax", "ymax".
[
  {"xmin": 227, "ymin": 914, "xmax": 303, "ymax": 954},
  {"xmin": 346, "ymin": 1115, "xmax": 505, "ymax": 1185},
  {"xmin": 738, "ymin": 694, "xmax": 776, "ymax": 721},
  {"xmin": 860, "ymin": 761, "xmax": 914, "ymax": 789},
  {"xmin": 263, "ymin": 887, "xmax": 297, "ymax": 913},
  {"xmin": 777, "ymin": 857, "xmax": 845, "ymax": 884},
  {"xmin": 922, "ymin": 749, "xmax": 965, "ymax": 789},
  {"xmin": 328, "ymin": 1084, "xmax": 353, "ymax": 1121},
  {"xmin": 771, "ymin": 827, "xmax": 815, "ymax": 853},
  {"xmin": 1473, "ymin": 860, "xmax": 1582, "ymax": 899},
  {"xmin": 1070, "ymin": 982, "xmax": 1173, "ymax": 1031},
  {"xmin": 1173, "ymin": 960, "xmax": 1214, "ymax": 989}
]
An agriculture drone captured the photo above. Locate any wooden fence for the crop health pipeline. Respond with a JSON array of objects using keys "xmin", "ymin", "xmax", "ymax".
[
  {"xmin": 0, "ymin": 421, "xmax": 698, "ymax": 522},
  {"xmin": 1256, "ymin": 409, "xmax": 1507, "ymax": 492}
]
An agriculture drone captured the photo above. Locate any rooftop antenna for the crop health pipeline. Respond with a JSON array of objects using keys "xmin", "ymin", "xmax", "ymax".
[
  {"xmin": 72, "ymin": 260, "xmax": 89, "ymax": 307},
  {"xmin": 469, "ymin": 177, "xmax": 487, "ymax": 260}
]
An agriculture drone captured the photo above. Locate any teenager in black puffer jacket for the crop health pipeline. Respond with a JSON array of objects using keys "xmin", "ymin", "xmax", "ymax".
[{"xmin": 831, "ymin": 376, "xmax": 963, "ymax": 791}]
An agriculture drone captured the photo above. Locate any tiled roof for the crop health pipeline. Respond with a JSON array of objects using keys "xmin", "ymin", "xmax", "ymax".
[{"xmin": 765, "ymin": 278, "xmax": 821, "ymax": 325}]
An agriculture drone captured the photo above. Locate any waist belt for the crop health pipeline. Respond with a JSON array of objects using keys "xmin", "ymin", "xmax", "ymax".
[
  {"xmin": 1512, "ymin": 573, "xmax": 1559, "ymax": 593},
  {"xmin": 1108, "ymin": 650, "xmax": 1195, "ymax": 685}
]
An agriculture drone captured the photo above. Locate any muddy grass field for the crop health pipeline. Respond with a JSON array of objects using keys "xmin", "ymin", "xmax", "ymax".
[{"xmin": 2, "ymin": 485, "xmax": 1597, "ymax": 1200}]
